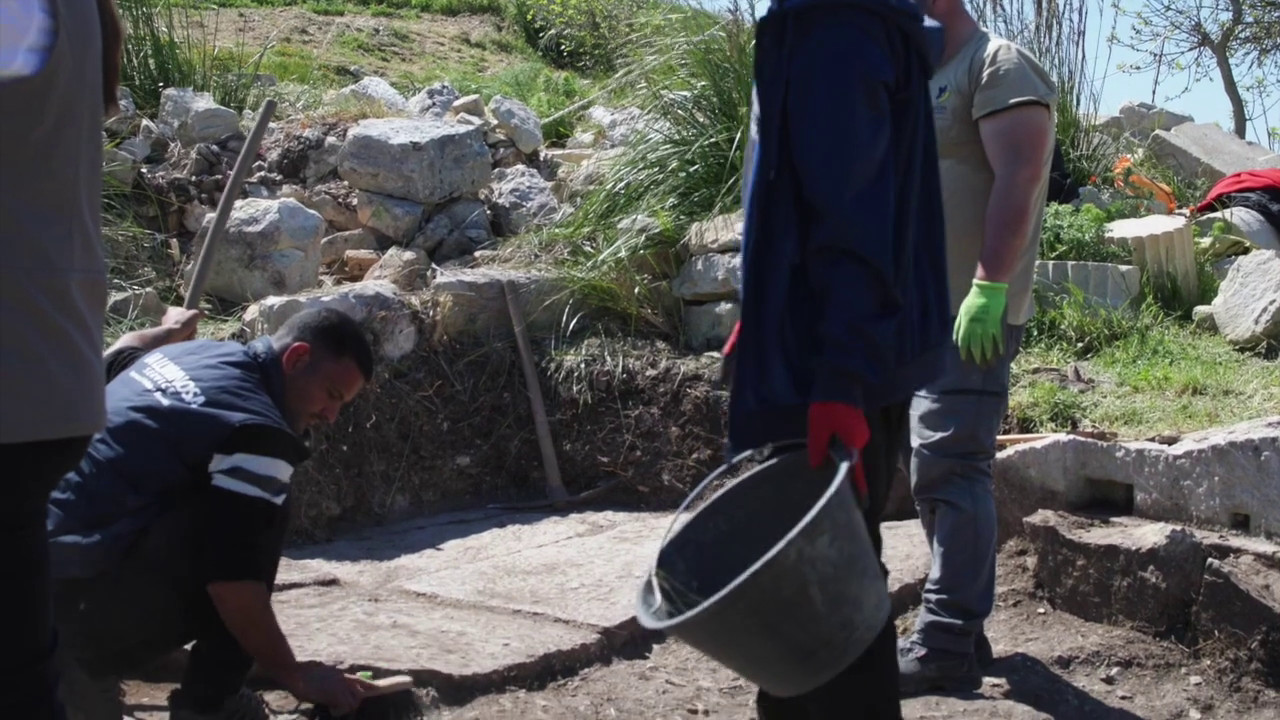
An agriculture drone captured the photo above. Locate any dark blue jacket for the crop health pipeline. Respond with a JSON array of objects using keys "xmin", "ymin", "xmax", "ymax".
[
  {"xmin": 47, "ymin": 337, "xmax": 309, "ymax": 581},
  {"xmin": 728, "ymin": 0, "xmax": 951, "ymax": 453}
]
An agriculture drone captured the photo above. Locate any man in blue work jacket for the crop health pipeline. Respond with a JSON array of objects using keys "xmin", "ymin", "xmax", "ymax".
[{"xmin": 722, "ymin": 0, "xmax": 950, "ymax": 717}]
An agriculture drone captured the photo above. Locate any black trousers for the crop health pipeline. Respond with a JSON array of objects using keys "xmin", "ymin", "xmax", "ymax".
[
  {"xmin": 0, "ymin": 436, "xmax": 92, "ymax": 720},
  {"xmin": 756, "ymin": 401, "xmax": 909, "ymax": 720},
  {"xmin": 51, "ymin": 502, "xmax": 277, "ymax": 711}
]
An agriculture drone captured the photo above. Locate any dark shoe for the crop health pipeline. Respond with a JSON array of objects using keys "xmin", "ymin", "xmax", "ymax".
[
  {"xmin": 976, "ymin": 630, "xmax": 994, "ymax": 669},
  {"xmin": 168, "ymin": 687, "xmax": 269, "ymax": 720},
  {"xmin": 897, "ymin": 636, "xmax": 982, "ymax": 696}
]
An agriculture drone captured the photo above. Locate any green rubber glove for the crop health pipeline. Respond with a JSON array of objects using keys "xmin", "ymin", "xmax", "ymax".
[{"xmin": 953, "ymin": 279, "xmax": 1008, "ymax": 366}]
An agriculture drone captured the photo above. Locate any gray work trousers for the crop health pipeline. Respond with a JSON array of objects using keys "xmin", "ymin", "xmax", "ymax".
[{"xmin": 908, "ymin": 321, "xmax": 1025, "ymax": 654}]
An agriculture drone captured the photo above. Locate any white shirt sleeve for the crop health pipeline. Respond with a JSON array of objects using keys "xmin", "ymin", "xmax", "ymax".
[{"xmin": 0, "ymin": 0, "xmax": 55, "ymax": 80}]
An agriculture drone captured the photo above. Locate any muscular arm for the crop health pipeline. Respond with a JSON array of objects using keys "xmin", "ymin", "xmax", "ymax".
[
  {"xmin": 207, "ymin": 581, "xmax": 300, "ymax": 685},
  {"xmin": 197, "ymin": 423, "xmax": 309, "ymax": 688},
  {"xmin": 974, "ymin": 102, "xmax": 1054, "ymax": 284}
]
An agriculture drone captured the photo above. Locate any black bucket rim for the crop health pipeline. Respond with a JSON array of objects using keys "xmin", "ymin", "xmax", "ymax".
[{"xmin": 636, "ymin": 442, "xmax": 854, "ymax": 631}]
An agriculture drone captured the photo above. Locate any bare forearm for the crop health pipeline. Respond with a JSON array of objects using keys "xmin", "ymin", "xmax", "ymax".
[
  {"xmin": 105, "ymin": 327, "xmax": 181, "ymax": 356},
  {"xmin": 976, "ymin": 174, "xmax": 1043, "ymax": 283},
  {"xmin": 207, "ymin": 581, "xmax": 299, "ymax": 685}
]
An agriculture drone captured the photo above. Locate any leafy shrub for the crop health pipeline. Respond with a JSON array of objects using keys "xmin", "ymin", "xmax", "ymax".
[
  {"xmin": 511, "ymin": 0, "xmax": 647, "ymax": 73},
  {"xmin": 1038, "ymin": 203, "xmax": 1132, "ymax": 264}
]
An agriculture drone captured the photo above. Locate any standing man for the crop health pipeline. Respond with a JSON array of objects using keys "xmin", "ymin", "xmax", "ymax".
[
  {"xmin": 723, "ymin": 0, "xmax": 951, "ymax": 716},
  {"xmin": 897, "ymin": 0, "xmax": 1056, "ymax": 695},
  {"xmin": 0, "ymin": 1, "xmax": 122, "ymax": 717}
]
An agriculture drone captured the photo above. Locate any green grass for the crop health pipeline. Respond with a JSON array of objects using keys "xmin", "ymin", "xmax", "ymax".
[
  {"xmin": 1009, "ymin": 284, "xmax": 1279, "ymax": 437},
  {"xmin": 1010, "ymin": 323, "xmax": 1278, "ymax": 437},
  {"xmin": 184, "ymin": 0, "xmax": 507, "ymax": 15}
]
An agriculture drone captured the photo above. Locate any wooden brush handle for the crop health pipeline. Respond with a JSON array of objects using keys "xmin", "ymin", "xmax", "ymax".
[{"xmin": 352, "ymin": 674, "xmax": 415, "ymax": 698}]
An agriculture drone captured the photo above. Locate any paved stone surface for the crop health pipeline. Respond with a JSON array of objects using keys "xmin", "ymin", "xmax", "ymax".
[
  {"xmin": 905, "ymin": 695, "xmax": 1052, "ymax": 719},
  {"xmin": 270, "ymin": 510, "xmax": 935, "ymax": 683},
  {"xmin": 275, "ymin": 585, "xmax": 601, "ymax": 677}
]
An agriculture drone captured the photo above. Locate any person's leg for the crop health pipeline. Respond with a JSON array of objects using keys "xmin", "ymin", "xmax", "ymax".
[
  {"xmin": 0, "ymin": 436, "xmax": 92, "ymax": 720},
  {"xmin": 899, "ymin": 322, "xmax": 1025, "ymax": 694},
  {"xmin": 52, "ymin": 500, "xmax": 264, "ymax": 719}
]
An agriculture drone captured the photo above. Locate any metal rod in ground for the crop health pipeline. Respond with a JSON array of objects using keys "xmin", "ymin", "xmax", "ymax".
[
  {"xmin": 183, "ymin": 97, "xmax": 278, "ymax": 310},
  {"xmin": 503, "ymin": 279, "xmax": 569, "ymax": 504}
]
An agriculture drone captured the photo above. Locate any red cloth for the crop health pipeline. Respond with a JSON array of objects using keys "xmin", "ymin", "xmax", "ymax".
[{"xmin": 1195, "ymin": 169, "xmax": 1280, "ymax": 213}]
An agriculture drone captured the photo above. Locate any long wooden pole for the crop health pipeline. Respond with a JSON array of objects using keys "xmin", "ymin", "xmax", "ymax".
[{"xmin": 503, "ymin": 280, "xmax": 569, "ymax": 504}]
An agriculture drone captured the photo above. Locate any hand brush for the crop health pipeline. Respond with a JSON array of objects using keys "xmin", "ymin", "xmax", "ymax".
[{"xmin": 308, "ymin": 673, "xmax": 429, "ymax": 720}]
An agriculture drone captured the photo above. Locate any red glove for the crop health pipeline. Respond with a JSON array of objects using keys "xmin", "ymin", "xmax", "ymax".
[
  {"xmin": 719, "ymin": 320, "xmax": 742, "ymax": 387},
  {"xmin": 807, "ymin": 402, "xmax": 871, "ymax": 505}
]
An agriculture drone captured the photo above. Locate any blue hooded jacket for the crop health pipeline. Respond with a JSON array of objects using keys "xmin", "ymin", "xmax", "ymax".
[{"xmin": 728, "ymin": 0, "xmax": 951, "ymax": 453}]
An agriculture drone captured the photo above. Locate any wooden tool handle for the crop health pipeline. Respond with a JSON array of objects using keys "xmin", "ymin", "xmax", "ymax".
[
  {"xmin": 183, "ymin": 97, "xmax": 277, "ymax": 309},
  {"xmin": 503, "ymin": 279, "xmax": 569, "ymax": 503},
  {"xmin": 351, "ymin": 673, "xmax": 415, "ymax": 698}
]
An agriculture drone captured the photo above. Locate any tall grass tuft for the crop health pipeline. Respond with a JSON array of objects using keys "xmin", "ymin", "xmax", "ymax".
[
  {"xmin": 971, "ymin": 0, "xmax": 1117, "ymax": 188},
  {"xmin": 539, "ymin": 2, "xmax": 754, "ymax": 334},
  {"xmin": 119, "ymin": 0, "xmax": 270, "ymax": 115}
]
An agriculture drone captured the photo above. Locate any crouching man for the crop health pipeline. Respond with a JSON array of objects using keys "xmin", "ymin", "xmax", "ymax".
[{"xmin": 48, "ymin": 307, "xmax": 380, "ymax": 720}]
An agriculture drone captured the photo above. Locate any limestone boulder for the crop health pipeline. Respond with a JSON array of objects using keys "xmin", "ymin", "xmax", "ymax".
[
  {"xmin": 488, "ymin": 95, "xmax": 543, "ymax": 154},
  {"xmin": 1194, "ymin": 206, "xmax": 1280, "ymax": 253},
  {"xmin": 682, "ymin": 211, "xmax": 744, "ymax": 256},
  {"xmin": 242, "ymin": 281, "xmax": 418, "ymax": 362},
  {"xmin": 365, "ymin": 246, "xmax": 429, "ymax": 291},
  {"xmin": 483, "ymin": 166, "xmax": 560, "ymax": 237},
  {"xmin": 671, "ymin": 253, "xmax": 741, "ymax": 302},
  {"xmin": 356, "ymin": 191, "xmax": 424, "ymax": 245},
  {"xmin": 106, "ymin": 289, "xmax": 167, "ymax": 324},
  {"xmin": 1148, "ymin": 123, "xmax": 1280, "ymax": 183},
  {"xmin": 333, "ymin": 77, "xmax": 408, "ymax": 115},
  {"xmin": 159, "ymin": 87, "xmax": 239, "ymax": 146},
  {"xmin": 184, "ymin": 198, "xmax": 327, "ymax": 303},
  {"xmin": 1210, "ymin": 249, "xmax": 1280, "ymax": 347},
  {"xmin": 412, "ymin": 198, "xmax": 494, "ymax": 262},
  {"xmin": 429, "ymin": 268, "xmax": 575, "ymax": 342},
  {"xmin": 320, "ymin": 229, "xmax": 381, "ymax": 267},
  {"xmin": 338, "ymin": 118, "xmax": 491, "ymax": 206},
  {"xmin": 683, "ymin": 301, "xmax": 739, "ymax": 352}
]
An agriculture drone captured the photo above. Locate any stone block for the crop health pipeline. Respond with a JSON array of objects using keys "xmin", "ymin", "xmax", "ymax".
[
  {"xmin": 1194, "ymin": 207, "xmax": 1280, "ymax": 252},
  {"xmin": 682, "ymin": 210, "xmax": 744, "ymax": 256},
  {"xmin": 488, "ymin": 95, "xmax": 543, "ymax": 154},
  {"xmin": 242, "ymin": 281, "xmax": 419, "ymax": 362},
  {"xmin": 1210, "ymin": 249, "xmax": 1280, "ymax": 348},
  {"xmin": 994, "ymin": 418, "xmax": 1280, "ymax": 542},
  {"xmin": 672, "ymin": 253, "xmax": 742, "ymax": 302},
  {"xmin": 106, "ymin": 289, "xmax": 166, "ymax": 324},
  {"xmin": 1024, "ymin": 511, "xmax": 1207, "ymax": 635},
  {"xmin": 1105, "ymin": 214, "xmax": 1199, "ymax": 299},
  {"xmin": 364, "ymin": 246, "xmax": 428, "ymax": 291},
  {"xmin": 338, "ymin": 117, "xmax": 491, "ymax": 206},
  {"xmin": 428, "ymin": 268, "xmax": 576, "ymax": 342},
  {"xmin": 683, "ymin": 301, "xmax": 739, "ymax": 352},
  {"xmin": 1196, "ymin": 554, "xmax": 1280, "ymax": 684},
  {"xmin": 332, "ymin": 77, "xmax": 408, "ymax": 115},
  {"xmin": 183, "ymin": 198, "xmax": 327, "ymax": 304},
  {"xmin": 355, "ymin": 190, "xmax": 424, "ymax": 244},
  {"xmin": 482, "ymin": 165, "xmax": 560, "ymax": 237},
  {"xmin": 1117, "ymin": 101, "xmax": 1194, "ymax": 136},
  {"xmin": 1148, "ymin": 123, "xmax": 1280, "ymax": 184},
  {"xmin": 158, "ymin": 87, "xmax": 239, "ymax": 146},
  {"xmin": 320, "ymin": 229, "xmax": 380, "ymax": 267},
  {"xmin": 1033, "ymin": 260, "xmax": 1142, "ymax": 311}
]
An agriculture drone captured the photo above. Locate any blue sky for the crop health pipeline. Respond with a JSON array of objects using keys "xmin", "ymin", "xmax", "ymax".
[{"xmin": 707, "ymin": 0, "xmax": 1276, "ymax": 146}]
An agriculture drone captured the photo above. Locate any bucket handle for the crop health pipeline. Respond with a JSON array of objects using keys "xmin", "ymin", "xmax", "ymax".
[{"xmin": 644, "ymin": 439, "xmax": 857, "ymax": 614}]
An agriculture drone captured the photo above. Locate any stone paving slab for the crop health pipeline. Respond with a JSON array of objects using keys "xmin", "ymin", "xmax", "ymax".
[
  {"xmin": 401, "ymin": 512, "xmax": 673, "ymax": 628},
  {"xmin": 274, "ymin": 585, "xmax": 602, "ymax": 678}
]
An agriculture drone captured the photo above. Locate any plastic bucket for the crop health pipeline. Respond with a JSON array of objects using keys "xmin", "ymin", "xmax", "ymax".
[{"xmin": 635, "ymin": 441, "xmax": 889, "ymax": 698}]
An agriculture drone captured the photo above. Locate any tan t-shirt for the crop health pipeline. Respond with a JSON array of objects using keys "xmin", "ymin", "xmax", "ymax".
[{"xmin": 930, "ymin": 30, "xmax": 1057, "ymax": 325}]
